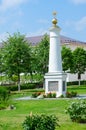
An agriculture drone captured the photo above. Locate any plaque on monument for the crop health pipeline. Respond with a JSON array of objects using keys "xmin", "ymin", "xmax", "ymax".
[
  {"xmin": 63, "ymin": 81, "xmax": 65, "ymax": 91},
  {"xmin": 48, "ymin": 81, "xmax": 58, "ymax": 91}
]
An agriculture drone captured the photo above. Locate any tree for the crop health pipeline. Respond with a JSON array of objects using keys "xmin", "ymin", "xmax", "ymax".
[
  {"xmin": 0, "ymin": 48, "xmax": 5, "ymax": 83},
  {"xmin": 61, "ymin": 46, "xmax": 73, "ymax": 72},
  {"xmin": 2, "ymin": 32, "xmax": 31, "ymax": 91},
  {"xmin": 35, "ymin": 34, "xmax": 49, "ymax": 75},
  {"xmin": 72, "ymin": 47, "xmax": 86, "ymax": 85}
]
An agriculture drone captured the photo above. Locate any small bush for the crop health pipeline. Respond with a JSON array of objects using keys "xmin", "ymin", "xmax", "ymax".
[
  {"xmin": 66, "ymin": 91, "xmax": 77, "ymax": 98},
  {"xmin": 0, "ymin": 103, "xmax": 6, "ymax": 110},
  {"xmin": 52, "ymin": 93, "xmax": 56, "ymax": 98},
  {"xmin": 71, "ymin": 91, "xmax": 77, "ymax": 97},
  {"xmin": 47, "ymin": 92, "xmax": 52, "ymax": 98},
  {"xmin": 22, "ymin": 113, "xmax": 59, "ymax": 130},
  {"xmin": 59, "ymin": 95, "xmax": 64, "ymax": 98},
  {"xmin": 43, "ymin": 94, "xmax": 47, "ymax": 98},
  {"xmin": 0, "ymin": 86, "xmax": 10, "ymax": 102},
  {"xmin": 43, "ymin": 92, "xmax": 56, "ymax": 98},
  {"xmin": 66, "ymin": 100, "xmax": 86, "ymax": 123},
  {"xmin": 66, "ymin": 92, "xmax": 72, "ymax": 98},
  {"xmin": 32, "ymin": 92, "xmax": 41, "ymax": 98}
]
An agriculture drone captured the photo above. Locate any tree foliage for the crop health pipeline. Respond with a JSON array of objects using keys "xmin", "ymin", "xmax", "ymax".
[
  {"xmin": 72, "ymin": 47, "xmax": 86, "ymax": 85},
  {"xmin": 35, "ymin": 34, "xmax": 49, "ymax": 75},
  {"xmin": 61, "ymin": 46, "xmax": 73, "ymax": 72},
  {"xmin": 2, "ymin": 32, "xmax": 31, "ymax": 91}
]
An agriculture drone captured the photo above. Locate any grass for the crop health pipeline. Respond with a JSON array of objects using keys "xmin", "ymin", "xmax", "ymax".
[
  {"xmin": 67, "ymin": 85, "xmax": 86, "ymax": 94},
  {"xmin": 0, "ymin": 99, "xmax": 86, "ymax": 130},
  {"xmin": 0, "ymin": 85, "xmax": 86, "ymax": 130},
  {"xmin": 11, "ymin": 89, "xmax": 44, "ymax": 98}
]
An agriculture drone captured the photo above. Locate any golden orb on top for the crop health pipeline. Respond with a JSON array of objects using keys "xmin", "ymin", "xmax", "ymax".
[
  {"xmin": 52, "ymin": 18, "xmax": 57, "ymax": 25},
  {"xmin": 52, "ymin": 11, "xmax": 58, "ymax": 26}
]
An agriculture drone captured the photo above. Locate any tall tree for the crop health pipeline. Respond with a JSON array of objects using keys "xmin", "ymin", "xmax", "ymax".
[
  {"xmin": 61, "ymin": 46, "xmax": 73, "ymax": 72},
  {"xmin": 0, "ymin": 48, "xmax": 4, "ymax": 82},
  {"xmin": 35, "ymin": 34, "xmax": 49, "ymax": 75},
  {"xmin": 2, "ymin": 32, "xmax": 31, "ymax": 91},
  {"xmin": 72, "ymin": 47, "xmax": 86, "ymax": 85}
]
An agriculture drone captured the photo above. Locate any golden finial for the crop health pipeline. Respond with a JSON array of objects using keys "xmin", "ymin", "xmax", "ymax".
[
  {"xmin": 52, "ymin": 11, "xmax": 58, "ymax": 27},
  {"xmin": 53, "ymin": 11, "xmax": 57, "ymax": 18}
]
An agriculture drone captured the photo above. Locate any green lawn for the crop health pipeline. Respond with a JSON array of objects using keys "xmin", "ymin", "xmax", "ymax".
[
  {"xmin": 0, "ymin": 99, "xmax": 86, "ymax": 130},
  {"xmin": 11, "ymin": 89, "xmax": 45, "ymax": 98},
  {"xmin": 0, "ymin": 85, "xmax": 86, "ymax": 130},
  {"xmin": 67, "ymin": 85, "xmax": 86, "ymax": 94}
]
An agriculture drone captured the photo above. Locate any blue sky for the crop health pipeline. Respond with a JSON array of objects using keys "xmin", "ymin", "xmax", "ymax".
[{"xmin": 0, "ymin": 0, "xmax": 86, "ymax": 42}]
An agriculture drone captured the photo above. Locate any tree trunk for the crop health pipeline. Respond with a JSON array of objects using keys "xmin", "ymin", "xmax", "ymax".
[
  {"xmin": 30, "ymin": 72, "xmax": 33, "ymax": 83},
  {"xmin": 78, "ymin": 73, "xmax": 81, "ymax": 86},
  {"xmin": 18, "ymin": 74, "xmax": 20, "ymax": 91}
]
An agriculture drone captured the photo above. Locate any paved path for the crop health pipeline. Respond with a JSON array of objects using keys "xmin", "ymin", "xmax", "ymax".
[
  {"xmin": 15, "ymin": 94, "xmax": 86, "ymax": 101},
  {"xmin": 76, "ymin": 94, "xmax": 86, "ymax": 99}
]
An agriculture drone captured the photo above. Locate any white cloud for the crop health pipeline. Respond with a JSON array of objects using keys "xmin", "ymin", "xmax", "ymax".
[
  {"xmin": 75, "ymin": 16, "xmax": 86, "ymax": 31},
  {"xmin": 0, "ymin": 0, "xmax": 28, "ymax": 11},
  {"xmin": 65, "ymin": 16, "xmax": 86, "ymax": 32},
  {"xmin": 71, "ymin": 0, "xmax": 86, "ymax": 4}
]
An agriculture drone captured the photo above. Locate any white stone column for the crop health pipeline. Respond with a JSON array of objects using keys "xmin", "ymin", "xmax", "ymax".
[
  {"xmin": 44, "ymin": 12, "xmax": 67, "ymax": 97},
  {"xmin": 49, "ymin": 26, "xmax": 62, "ymax": 73}
]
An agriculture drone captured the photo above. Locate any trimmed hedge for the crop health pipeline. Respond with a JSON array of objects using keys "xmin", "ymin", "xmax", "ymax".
[
  {"xmin": 67, "ymin": 80, "xmax": 86, "ymax": 86},
  {"xmin": 1, "ymin": 82, "xmax": 43, "ymax": 91}
]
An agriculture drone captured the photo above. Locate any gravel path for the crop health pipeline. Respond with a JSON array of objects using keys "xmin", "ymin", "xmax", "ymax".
[{"xmin": 15, "ymin": 94, "xmax": 86, "ymax": 101}]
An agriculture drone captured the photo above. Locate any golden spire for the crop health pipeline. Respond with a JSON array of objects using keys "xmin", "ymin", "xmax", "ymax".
[{"xmin": 52, "ymin": 11, "xmax": 58, "ymax": 27}]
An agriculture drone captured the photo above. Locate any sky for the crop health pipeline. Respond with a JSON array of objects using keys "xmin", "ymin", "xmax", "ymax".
[{"xmin": 0, "ymin": 0, "xmax": 86, "ymax": 42}]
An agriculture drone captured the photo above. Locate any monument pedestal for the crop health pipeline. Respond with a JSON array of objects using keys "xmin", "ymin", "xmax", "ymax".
[{"xmin": 44, "ymin": 72, "xmax": 67, "ymax": 97}]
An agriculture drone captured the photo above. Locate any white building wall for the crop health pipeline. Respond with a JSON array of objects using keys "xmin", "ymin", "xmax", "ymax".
[
  {"xmin": 64, "ymin": 43, "xmax": 86, "ymax": 51},
  {"xmin": 66, "ymin": 72, "xmax": 86, "ymax": 82}
]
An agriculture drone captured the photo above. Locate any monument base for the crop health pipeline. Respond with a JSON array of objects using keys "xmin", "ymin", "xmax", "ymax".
[{"xmin": 44, "ymin": 72, "xmax": 67, "ymax": 97}]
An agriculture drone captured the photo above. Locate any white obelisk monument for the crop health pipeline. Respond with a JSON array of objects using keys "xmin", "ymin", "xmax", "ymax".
[{"xmin": 44, "ymin": 12, "xmax": 67, "ymax": 97}]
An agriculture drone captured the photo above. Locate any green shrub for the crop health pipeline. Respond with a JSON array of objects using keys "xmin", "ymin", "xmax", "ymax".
[
  {"xmin": 0, "ymin": 103, "xmax": 6, "ymax": 110},
  {"xmin": 66, "ymin": 100, "xmax": 86, "ymax": 123},
  {"xmin": 7, "ymin": 82, "xmax": 43, "ymax": 91},
  {"xmin": 66, "ymin": 91, "xmax": 77, "ymax": 98},
  {"xmin": 22, "ymin": 113, "xmax": 59, "ymax": 130},
  {"xmin": 44, "ymin": 92, "xmax": 56, "ymax": 98},
  {"xmin": 47, "ymin": 92, "xmax": 52, "ymax": 98},
  {"xmin": 71, "ymin": 91, "xmax": 77, "ymax": 97},
  {"xmin": 8, "ymin": 85, "xmax": 18, "ymax": 91},
  {"xmin": 66, "ymin": 92, "xmax": 72, "ymax": 98},
  {"xmin": 67, "ymin": 80, "xmax": 86, "ymax": 86},
  {"xmin": 67, "ymin": 81, "xmax": 78, "ymax": 86},
  {"xmin": 52, "ymin": 93, "xmax": 56, "ymax": 98},
  {"xmin": 32, "ymin": 92, "xmax": 41, "ymax": 98},
  {"xmin": 0, "ymin": 86, "xmax": 10, "ymax": 102},
  {"xmin": 59, "ymin": 95, "xmax": 64, "ymax": 98},
  {"xmin": 21, "ymin": 83, "xmax": 36, "ymax": 90}
]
